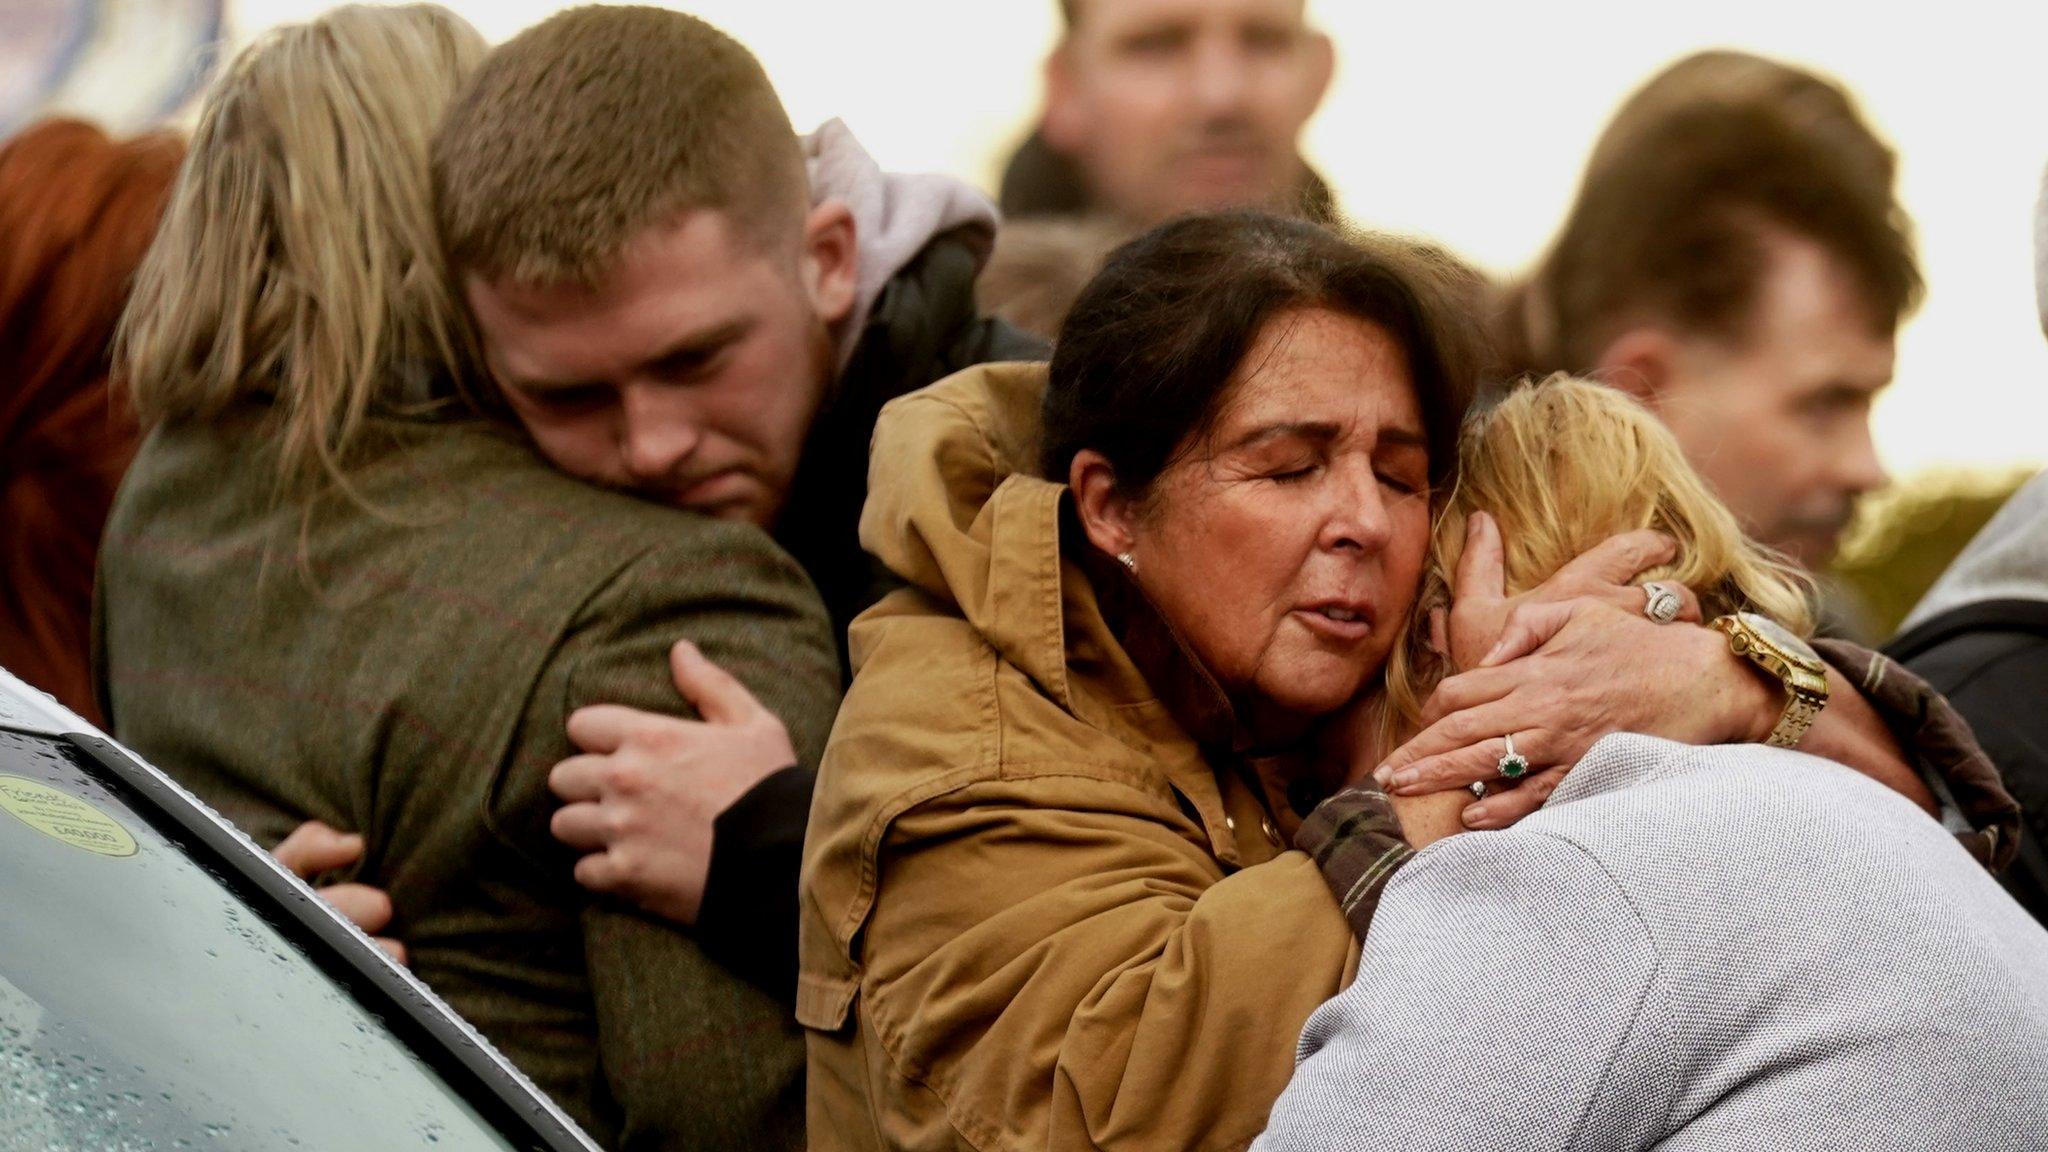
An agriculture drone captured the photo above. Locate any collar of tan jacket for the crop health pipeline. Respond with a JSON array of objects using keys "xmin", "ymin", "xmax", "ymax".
[{"xmin": 856, "ymin": 362, "xmax": 1312, "ymax": 842}]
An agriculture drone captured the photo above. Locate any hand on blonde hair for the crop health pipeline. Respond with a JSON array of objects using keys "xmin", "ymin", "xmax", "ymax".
[
  {"xmin": 1371, "ymin": 517, "xmax": 1724, "ymax": 831},
  {"xmin": 1444, "ymin": 514, "xmax": 1703, "ymax": 674}
]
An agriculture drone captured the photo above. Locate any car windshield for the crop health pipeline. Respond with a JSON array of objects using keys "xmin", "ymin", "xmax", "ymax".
[{"xmin": 0, "ymin": 724, "xmax": 525, "ymax": 1152}]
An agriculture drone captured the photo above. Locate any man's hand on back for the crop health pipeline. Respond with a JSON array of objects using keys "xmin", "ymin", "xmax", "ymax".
[
  {"xmin": 273, "ymin": 819, "xmax": 408, "ymax": 965},
  {"xmin": 549, "ymin": 639, "xmax": 797, "ymax": 925}
]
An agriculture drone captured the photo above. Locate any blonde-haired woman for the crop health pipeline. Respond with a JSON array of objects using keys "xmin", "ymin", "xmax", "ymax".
[
  {"xmin": 97, "ymin": 6, "xmax": 841, "ymax": 1147},
  {"xmin": 1258, "ymin": 376, "xmax": 2048, "ymax": 1150},
  {"xmin": 116, "ymin": 2, "xmax": 490, "ymax": 494}
]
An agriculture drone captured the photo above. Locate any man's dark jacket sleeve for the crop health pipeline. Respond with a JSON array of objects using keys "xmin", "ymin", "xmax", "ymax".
[{"xmin": 1886, "ymin": 603, "xmax": 2048, "ymax": 920}]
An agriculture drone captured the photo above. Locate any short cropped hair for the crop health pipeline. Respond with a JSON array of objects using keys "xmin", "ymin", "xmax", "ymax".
[
  {"xmin": 1508, "ymin": 51, "xmax": 1922, "ymax": 375},
  {"xmin": 433, "ymin": 5, "xmax": 809, "ymax": 287}
]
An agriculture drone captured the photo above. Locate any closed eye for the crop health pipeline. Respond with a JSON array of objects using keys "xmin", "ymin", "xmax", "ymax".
[{"xmin": 527, "ymin": 384, "xmax": 610, "ymax": 412}]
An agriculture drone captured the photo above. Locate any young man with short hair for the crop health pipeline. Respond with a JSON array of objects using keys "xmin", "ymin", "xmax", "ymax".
[
  {"xmin": 426, "ymin": 2, "xmax": 1043, "ymax": 1017},
  {"xmin": 1505, "ymin": 51, "xmax": 1921, "ymax": 580}
]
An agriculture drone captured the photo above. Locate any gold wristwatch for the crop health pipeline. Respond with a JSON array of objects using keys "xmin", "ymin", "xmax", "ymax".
[{"xmin": 1711, "ymin": 612, "xmax": 1829, "ymax": 748}]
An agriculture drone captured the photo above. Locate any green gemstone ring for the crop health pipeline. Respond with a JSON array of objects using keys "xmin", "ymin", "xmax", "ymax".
[{"xmin": 1497, "ymin": 734, "xmax": 1530, "ymax": 780}]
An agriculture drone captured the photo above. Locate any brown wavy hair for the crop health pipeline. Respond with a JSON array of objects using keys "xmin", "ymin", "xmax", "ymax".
[{"xmin": 0, "ymin": 118, "xmax": 183, "ymax": 723}]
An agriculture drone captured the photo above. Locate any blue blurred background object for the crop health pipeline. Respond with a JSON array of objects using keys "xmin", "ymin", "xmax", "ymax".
[{"xmin": 1, "ymin": 0, "xmax": 223, "ymax": 135}]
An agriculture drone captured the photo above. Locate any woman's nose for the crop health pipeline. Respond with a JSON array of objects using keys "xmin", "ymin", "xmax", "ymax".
[{"xmin": 1320, "ymin": 464, "xmax": 1395, "ymax": 554}]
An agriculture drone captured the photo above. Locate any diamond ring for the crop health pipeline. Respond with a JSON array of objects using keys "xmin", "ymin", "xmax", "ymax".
[
  {"xmin": 1468, "ymin": 780, "xmax": 1488, "ymax": 800},
  {"xmin": 1642, "ymin": 581, "xmax": 1682, "ymax": 625},
  {"xmin": 1497, "ymin": 733, "xmax": 1530, "ymax": 780}
]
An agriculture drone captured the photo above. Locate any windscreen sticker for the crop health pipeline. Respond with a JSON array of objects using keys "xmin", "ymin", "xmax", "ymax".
[{"xmin": 0, "ymin": 775, "xmax": 138, "ymax": 857}]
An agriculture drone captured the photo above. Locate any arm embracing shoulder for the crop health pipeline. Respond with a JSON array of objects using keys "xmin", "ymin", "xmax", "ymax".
[
  {"xmin": 853, "ymin": 772, "xmax": 1359, "ymax": 1152},
  {"xmin": 1814, "ymin": 639, "xmax": 2022, "ymax": 870},
  {"xmin": 560, "ymin": 530, "xmax": 843, "ymax": 763},
  {"xmin": 504, "ymin": 527, "xmax": 839, "ymax": 1149}
]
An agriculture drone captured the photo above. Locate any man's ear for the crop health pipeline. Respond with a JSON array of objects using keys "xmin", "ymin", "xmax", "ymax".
[
  {"xmin": 1067, "ymin": 448, "xmax": 1138, "ymax": 562},
  {"xmin": 801, "ymin": 200, "xmax": 859, "ymax": 328},
  {"xmin": 1300, "ymin": 31, "xmax": 1335, "ymax": 116},
  {"xmin": 1042, "ymin": 44, "xmax": 1087, "ymax": 154},
  {"xmin": 1593, "ymin": 327, "xmax": 1677, "ymax": 410}
]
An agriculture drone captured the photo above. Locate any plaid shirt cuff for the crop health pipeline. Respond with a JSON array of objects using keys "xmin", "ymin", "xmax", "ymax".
[
  {"xmin": 1295, "ymin": 786, "xmax": 1414, "ymax": 940},
  {"xmin": 1814, "ymin": 638, "xmax": 2022, "ymax": 872}
]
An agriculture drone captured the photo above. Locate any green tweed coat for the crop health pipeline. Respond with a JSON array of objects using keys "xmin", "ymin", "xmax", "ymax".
[{"xmin": 94, "ymin": 406, "xmax": 842, "ymax": 1151}]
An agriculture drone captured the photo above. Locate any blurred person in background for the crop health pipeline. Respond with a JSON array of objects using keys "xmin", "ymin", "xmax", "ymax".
[
  {"xmin": 1502, "ymin": 50, "xmax": 1921, "ymax": 629},
  {"xmin": 0, "ymin": 117, "xmax": 181, "ymax": 724},
  {"xmin": 1887, "ymin": 164, "xmax": 2048, "ymax": 924},
  {"xmin": 1000, "ymin": 0, "xmax": 1337, "ymax": 227},
  {"xmin": 976, "ymin": 213, "xmax": 1132, "ymax": 340},
  {"xmin": 431, "ymin": 5, "xmax": 1040, "ymax": 992},
  {"xmin": 97, "ymin": 6, "xmax": 841, "ymax": 1147}
]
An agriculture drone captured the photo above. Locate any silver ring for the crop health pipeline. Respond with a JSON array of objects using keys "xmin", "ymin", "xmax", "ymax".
[
  {"xmin": 1497, "ymin": 733, "xmax": 1530, "ymax": 780},
  {"xmin": 1468, "ymin": 780, "xmax": 1487, "ymax": 800},
  {"xmin": 1642, "ymin": 581, "xmax": 1682, "ymax": 625}
]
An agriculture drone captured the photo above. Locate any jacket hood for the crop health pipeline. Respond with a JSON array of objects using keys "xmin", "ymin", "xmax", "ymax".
[
  {"xmin": 804, "ymin": 119, "xmax": 1001, "ymax": 374},
  {"xmin": 1900, "ymin": 470, "xmax": 2048, "ymax": 630},
  {"xmin": 856, "ymin": 361, "xmax": 1160, "ymax": 717}
]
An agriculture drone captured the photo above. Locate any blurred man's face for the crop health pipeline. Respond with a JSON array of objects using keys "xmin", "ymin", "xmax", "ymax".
[
  {"xmin": 1629, "ymin": 233, "xmax": 1894, "ymax": 570},
  {"xmin": 466, "ymin": 206, "xmax": 857, "ymax": 529},
  {"xmin": 1044, "ymin": 0, "xmax": 1333, "ymax": 226}
]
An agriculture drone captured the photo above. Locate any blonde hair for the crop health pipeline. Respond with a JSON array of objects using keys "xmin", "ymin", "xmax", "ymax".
[
  {"xmin": 117, "ymin": 4, "xmax": 488, "ymax": 503},
  {"xmin": 1381, "ymin": 374, "xmax": 1815, "ymax": 740}
]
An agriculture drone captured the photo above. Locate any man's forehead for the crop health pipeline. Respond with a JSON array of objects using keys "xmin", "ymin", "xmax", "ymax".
[
  {"xmin": 1744, "ymin": 235, "xmax": 1900, "ymax": 392},
  {"xmin": 1068, "ymin": 0, "xmax": 1307, "ymax": 36}
]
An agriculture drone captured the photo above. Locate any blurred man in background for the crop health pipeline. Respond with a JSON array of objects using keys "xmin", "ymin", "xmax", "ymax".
[
  {"xmin": 999, "ymin": 0, "xmax": 1337, "ymax": 227},
  {"xmin": 1503, "ymin": 51, "xmax": 1921, "ymax": 600}
]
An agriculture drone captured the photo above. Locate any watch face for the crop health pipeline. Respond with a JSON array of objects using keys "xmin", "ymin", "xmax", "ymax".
[{"xmin": 1737, "ymin": 611, "xmax": 1821, "ymax": 666}]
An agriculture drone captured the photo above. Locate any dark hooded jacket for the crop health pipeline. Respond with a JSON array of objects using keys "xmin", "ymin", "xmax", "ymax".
[{"xmin": 1889, "ymin": 470, "xmax": 2048, "ymax": 921}]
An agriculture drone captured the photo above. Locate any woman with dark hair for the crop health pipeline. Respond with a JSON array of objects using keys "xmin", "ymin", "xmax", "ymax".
[
  {"xmin": 0, "ymin": 118, "xmax": 182, "ymax": 723},
  {"xmin": 797, "ymin": 212, "xmax": 2012, "ymax": 1149}
]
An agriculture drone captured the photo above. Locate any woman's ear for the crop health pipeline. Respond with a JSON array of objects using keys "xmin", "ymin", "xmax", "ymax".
[{"xmin": 1067, "ymin": 449, "xmax": 1138, "ymax": 562}]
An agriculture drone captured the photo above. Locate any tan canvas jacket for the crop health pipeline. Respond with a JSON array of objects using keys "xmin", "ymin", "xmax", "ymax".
[{"xmin": 799, "ymin": 363, "xmax": 1363, "ymax": 1152}]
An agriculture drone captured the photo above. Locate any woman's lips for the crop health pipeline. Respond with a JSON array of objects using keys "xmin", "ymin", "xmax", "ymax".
[{"xmin": 1292, "ymin": 602, "xmax": 1375, "ymax": 642}]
